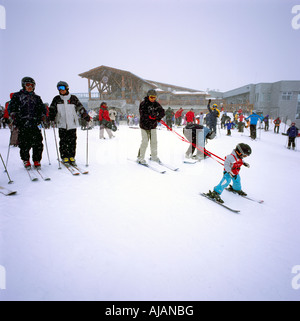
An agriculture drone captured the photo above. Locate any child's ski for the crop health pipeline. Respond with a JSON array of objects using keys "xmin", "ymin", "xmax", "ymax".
[
  {"xmin": 200, "ymin": 193, "xmax": 240, "ymax": 213},
  {"xmin": 225, "ymin": 188, "xmax": 264, "ymax": 204}
]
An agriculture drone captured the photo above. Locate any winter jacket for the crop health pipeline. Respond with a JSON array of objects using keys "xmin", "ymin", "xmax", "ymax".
[
  {"xmin": 224, "ymin": 150, "xmax": 244, "ymax": 175},
  {"xmin": 186, "ymin": 110, "xmax": 195, "ymax": 123},
  {"xmin": 139, "ymin": 97, "xmax": 165, "ymax": 130},
  {"xmin": 99, "ymin": 105, "xmax": 111, "ymax": 122},
  {"xmin": 287, "ymin": 125, "xmax": 299, "ymax": 138},
  {"xmin": 207, "ymin": 102, "xmax": 220, "ymax": 125},
  {"xmin": 49, "ymin": 94, "xmax": 88, "ymax": 130},
  {"xmin": 165, "ymin": 107, "xmax": 174, "ymax": 120},
  {"xmin": 245, "ymin": 113, "xmax": 264, "ymax": 125},
  {"xmin": 225, "ymin": 122, "xmax": 235, "ymax": 130},
  {"xmin": 175, "ymin": 109, "xmax": 183, "ymax": 119},
  {"xmin": 274, "ymin": 118, "xmax": 281, "ymax": 126},
  {"xmin": 8, "ymin": 89, "xmax": 46, "ymax": 128}
]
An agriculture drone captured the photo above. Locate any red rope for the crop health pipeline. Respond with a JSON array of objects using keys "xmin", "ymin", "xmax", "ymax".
[{"xmin": 159, "ymin": 120, "xmax": 225, "ymax": 165}]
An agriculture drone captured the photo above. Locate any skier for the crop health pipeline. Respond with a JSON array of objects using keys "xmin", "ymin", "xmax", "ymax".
[
  {"xmin": 206, "ymin": 143, "xmax": 252, "ymax": 203},
  {"xmin": 225, "ymin": 119, "xmax": 235, "ymax": 136},
  {"xmin": 7, "ymin": 77, "xmax": 46, "ymax": 168},
  {"xmin": 49, "ymin": 81, "xmax": 90, "ymax": 165},
  {"xmin": 175, "ymin": 107, "xmax": 184, "ymax": 126},
  {"xmin": 286, "ymin": 122, "xmax": 299, "ymax": 150},
  {"xmin": 273, "ymin": 117, "xmax": 281, "ymax": 134},
  {"xmin": 99, "ymin": 102, "xmax": 113, "ymax": 139},
  {"xmin": 165, "ymin": 107, "xmax": 174, "ymax": 130},
  {"xmin": 207, "ymin": 99, "xmax": 220, "ymax": 134},
  {"xmin": 245, "ymin": 111, "xmax": 264, "ymax": 140},
  {"xmin": 137, "ymin": 89, "xmax": 165, "ymax": 165},
  {"xmin": 263, "ymin": 115, "xmax": 269, "ymax": 131},
  {"xmin": 185, "ymin": 108, "xmax": 195, "ymax": 125}
]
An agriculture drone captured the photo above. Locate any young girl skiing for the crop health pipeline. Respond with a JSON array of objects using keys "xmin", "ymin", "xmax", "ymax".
[{"xmin": 206, "ymin": 143, "xmax": 252, "ymax": 203}]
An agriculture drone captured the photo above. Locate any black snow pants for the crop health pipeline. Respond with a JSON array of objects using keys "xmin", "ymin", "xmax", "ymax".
[
  {"xmin": 18, "ymin": 127, "xmax": 43, "ymax": 162},
  {"xmin": 59, "ymin": 128, "xmax": 77, "ymax": 159}
]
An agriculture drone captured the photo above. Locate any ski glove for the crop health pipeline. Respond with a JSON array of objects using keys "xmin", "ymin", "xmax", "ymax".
[
  {"xmin": 228, "ymin": 171, "xmax": 236, "ymax": 178},
  {"xmin": 243, "ymin": 162, "xmax": 250, "ymax": 168}
]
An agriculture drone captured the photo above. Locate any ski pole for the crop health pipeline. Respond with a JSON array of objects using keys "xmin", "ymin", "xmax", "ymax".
[
  {"xmin": 5, "ymin": 132, "xmax": 12, "ymax": 169},
  {"xmin": 0, "ymin": 152, "xmax": 13, "ymax": 184},
  {"xmin": 86, "ymin": 126, "xmax": 89, "ymax": 167},
  {"xmin": 42, "ymin": 124, "xmax": 51, "ymax": 165},
  {"xmin": 52, "ymin": 125, "xmax": 61, "ymax": 169}
]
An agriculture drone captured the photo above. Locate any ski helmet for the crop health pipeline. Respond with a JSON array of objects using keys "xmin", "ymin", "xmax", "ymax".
[
  {"xmin": 22, "ymin": 77, "xmax": 36, "ymax": 89},
  {"xmin": 147, "ymin": 89, "xmax": 157, "ymax": 97},
  {"xmin": 57, "ymin": 81, "xmax": 69, "ymax": 91},
  {"xmin": 236, "ymin": 143, "xmax": 252, "ymax": 157}
]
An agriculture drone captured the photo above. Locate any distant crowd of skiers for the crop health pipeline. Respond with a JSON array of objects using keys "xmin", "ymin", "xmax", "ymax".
[{"xmin": 1, "ymin": 78, "xmax": 299, "ymax": 172}]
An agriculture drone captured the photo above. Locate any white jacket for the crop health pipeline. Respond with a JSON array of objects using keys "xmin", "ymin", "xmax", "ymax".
[{"xmin": 55, "ymin": 94, "xmax": 81, "ymax": 130}]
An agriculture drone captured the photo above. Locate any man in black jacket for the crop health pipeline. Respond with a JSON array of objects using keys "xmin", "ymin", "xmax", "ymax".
[
  {"xmin": 137, "ymin": 89, "xmax": 165, "ymax": 165},
  {"xmin": 8, "ymin": 77, "xmax": 46, "ymax": 168}
]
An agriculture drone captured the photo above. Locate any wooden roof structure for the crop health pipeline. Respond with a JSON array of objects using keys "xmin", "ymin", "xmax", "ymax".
[{"xmin": 78, "ymin": 65, "xmax": 207, "ymax": 105}]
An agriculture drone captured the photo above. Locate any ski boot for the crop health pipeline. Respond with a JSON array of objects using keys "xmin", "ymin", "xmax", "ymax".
[
  {"xmin": 34, "ymin": 161, "xmax": 41, "ymax": 169},
  {"xmin": 69, "ymin": 157, "xmax": 77, "ymax": 166},
  {"xmin": 207, "ymin": 190, "xmax": 224, "ymax": 203},
  {"xmin": 228, "ymin": 185, "xmax": 247, "ymax": 196},
  {"xmin": 63, "ymin": 158, "xmax": 69, "ymax": 164},
  {"xmin": 23, "ymin": 160, "xmax": 31, "ymax": 169}
]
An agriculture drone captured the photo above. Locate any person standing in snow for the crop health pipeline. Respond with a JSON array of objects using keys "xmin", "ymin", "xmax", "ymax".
[
  {"xmin": 245, "ymin": 111, "xmax": 264, "ymax": 140},
  {"xmin": 99, "ymin": 102, "xmax": 113, "ymax": 139},
  {"xmin": 137, "ymin": 89, "xmax": 165, "ymax": 165},
  {"xmin": 8, "ymin": 77, "xmax": 46, "ymax": 168},
  {"xmin": 165, "ymin": 107, "xmax": 174, "ymax": 130},
  {"xmin": 225, "ymin": 119, "xmax": 235, "ymax": 136},
  {"xmin": 49, "ymin": 81, "xmax": 90, "ymax": 165},
  {"xmin": 263, "ymin": 115, "xmax": 269, "ymax": 131},
  {"xmin": 175, "ymin": 107, "xmax": 184, "ymax": 126},
  {"xmin": 273, "ymin": 117, "xmax": 281, "ymax": 134},
  {"xmin": 206, "ymin": 143, "xmax": 252, "ymax": 203},
  {"xmin": 185, "ymin": 108, "xmax": 195, "ymax": 125},
  {"xmin": 286, "ymin": 122, "xmax": 299, "ymax": 150},
  {"xmin": 207, "ymin": 99, "xmax": 220, "ymax": 134}
]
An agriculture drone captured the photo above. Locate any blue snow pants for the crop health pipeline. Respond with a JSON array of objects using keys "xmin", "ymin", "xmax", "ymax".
[{"xmin": 214, "ymin": 172, "xmax": 241, "ymax": 195}]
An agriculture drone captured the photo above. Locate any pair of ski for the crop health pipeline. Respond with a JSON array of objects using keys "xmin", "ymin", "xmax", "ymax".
[
  {"xmin": 201, "ymin": 188, "xmax": 264, "ymax": 213},
  {"xmin": 128, "ymin": 158, "xmax": 179, "ymax": 174},
  {"xmin": 60, "ymin": 161, "xmax": 89, "ymax": 176},
  {"xmin": 25, "ymin": 166, "xmax": 51, "ymax": 182}
]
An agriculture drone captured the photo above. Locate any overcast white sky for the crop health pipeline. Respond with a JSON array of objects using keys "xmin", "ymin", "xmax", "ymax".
[{"xmin": 0, "ymin": 0, "xmax": 299, "ymax": 104}]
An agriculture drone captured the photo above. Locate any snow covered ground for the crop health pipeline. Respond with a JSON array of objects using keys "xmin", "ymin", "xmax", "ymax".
[{"xmin": 0, "ymin": 121, "xmax": 300, "ymax": 301}]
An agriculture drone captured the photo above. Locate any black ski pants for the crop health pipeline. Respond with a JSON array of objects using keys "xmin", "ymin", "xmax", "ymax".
[
  {"xmin": 59, "ymin": 128, "xmax": 77, "ymax": 159},
  {"xmin": 250, "ymin": 124, "xmax": 257, "ymax": 139},
  {"xmin": 18, "ymin": 127, "xmax": 43, "ymax": 162}
]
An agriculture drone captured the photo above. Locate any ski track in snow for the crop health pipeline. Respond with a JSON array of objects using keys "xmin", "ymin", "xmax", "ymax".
[{"xmin": 0, "ymin": 123, "xmax": 299, "ymax": 301}]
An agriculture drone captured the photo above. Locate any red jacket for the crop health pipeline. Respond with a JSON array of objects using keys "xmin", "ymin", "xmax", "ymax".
[
  {"xmin": 175, "ymin": 109, "xmax": 184, "ymax": 118},
  {"xmin": 99, "ymin": 104, "xmax": 110, "ymax": 121},
  {"xmin": 186, "ymin": 111, "xmax": 195, "ymax": 123}
]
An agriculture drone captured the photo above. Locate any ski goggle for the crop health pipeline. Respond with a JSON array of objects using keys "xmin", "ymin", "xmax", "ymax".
[
  {"xmin": 25, "ymin": 82, "xmax": 35, "ymax": 88},
  {"xmin": 58, "ymin": 85, "xmax": 66, "ymax": 91},
  {"xmin": 149, "ymin": 95, "xmax": 157, "ymax": 100}
]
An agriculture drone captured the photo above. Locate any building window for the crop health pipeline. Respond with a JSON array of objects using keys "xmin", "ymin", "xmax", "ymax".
[
  {"xmin": 282, "ymin": 92, "xmax": 293, "ymax": 101},
  {"xmin": 296, "ymin": 94, "xmax": 300, "ymax": 119}
]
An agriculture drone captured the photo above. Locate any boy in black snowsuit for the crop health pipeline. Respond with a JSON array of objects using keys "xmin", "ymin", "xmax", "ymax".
[
  {"xmin": 8, "ymin": 77, "xmax": 46, "ymax": 168},
  {"xmin": 287, "ymin": 122, "xmax": 299, "ymax": 150}
]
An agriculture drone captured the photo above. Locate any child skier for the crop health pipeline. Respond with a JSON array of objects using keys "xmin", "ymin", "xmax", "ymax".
[
  {"xmin": 206, "ymin": 143, "xmax": 252, "ymax": 203},
  {"xmin": 286, "ymin": 122, "xmax": 299, "ymax": 150},
  {"xmin": 225, "ymin": 120, "xmax": 235, "ymax": 136}
]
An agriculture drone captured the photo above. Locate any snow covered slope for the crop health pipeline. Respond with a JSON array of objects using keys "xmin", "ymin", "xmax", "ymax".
[{"xmin": 0, "ymin": 123, "xmax": 299, "ymax": 301}]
